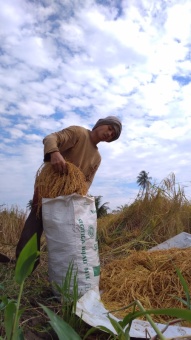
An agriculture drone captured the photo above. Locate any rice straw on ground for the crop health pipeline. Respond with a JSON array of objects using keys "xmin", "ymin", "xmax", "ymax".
[{"xmin": 100, "ymin": 248, "xmax": 191, "ymax": 324}]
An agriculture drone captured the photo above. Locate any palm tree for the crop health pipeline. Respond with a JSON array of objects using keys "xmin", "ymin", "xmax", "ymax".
[
  {"xmin": 27, "ymin": 199, "xmax": 33, "ymax": 210},
  {"xmin": 94, "ymin": 196, "xmax": 110, "ymax": 218},
  {"xmin": 116, "ymin": 204, "xmax": 128, "ymax": 212},
  {"xmin": 137, "ymin": 170, "xmax": 152, "ymax": 198}
]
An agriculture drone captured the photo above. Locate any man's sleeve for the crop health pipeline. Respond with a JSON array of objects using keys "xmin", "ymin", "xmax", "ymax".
[{"xmin": 43, "ymin": 126, "xmax": 78, "ymax": 161}]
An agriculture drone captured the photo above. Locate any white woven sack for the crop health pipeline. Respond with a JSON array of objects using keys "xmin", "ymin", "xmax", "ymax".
[{"xmin": 42, "ymin": 194, "xmax": 100, "ymax": 297}]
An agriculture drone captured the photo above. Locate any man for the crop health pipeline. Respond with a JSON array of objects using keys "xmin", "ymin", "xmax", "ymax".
[{"xmin": 15, "ymin": 116, "xmax": 122, "ymax": 269}]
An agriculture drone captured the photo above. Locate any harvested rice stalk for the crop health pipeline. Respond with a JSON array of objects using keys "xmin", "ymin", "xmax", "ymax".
[
  {"xmin": 100, "ymin": 248, "xmax": 191, "ymax": 325},
  {"xmin": 34, "ymin": 162, "xmax": 87, "ymax": 213}
]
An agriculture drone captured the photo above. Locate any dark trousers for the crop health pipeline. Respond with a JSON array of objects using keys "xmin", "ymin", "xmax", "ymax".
[{"xmin": 15, "ymin": 190, "xmax": 43, "ymax": 271}]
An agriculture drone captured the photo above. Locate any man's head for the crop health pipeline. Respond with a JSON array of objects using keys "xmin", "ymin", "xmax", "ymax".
[{"xmin": 92, "ymin": 116, "xmax": 122, "ymax": 142}]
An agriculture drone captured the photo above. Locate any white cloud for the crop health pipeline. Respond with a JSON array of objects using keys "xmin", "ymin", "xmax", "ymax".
[
  {"xmin": 1, "ymin": 0, "xmax": 191, "ymax": 211},
  {"xmin": 165, "ymin": 2, "xmax": 191, "ymax": 41}
]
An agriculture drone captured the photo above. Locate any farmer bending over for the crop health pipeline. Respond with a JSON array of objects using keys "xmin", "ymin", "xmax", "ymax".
[{"xmin": 15, "ymin": 116, "xmax": 122, "ymax": 269}]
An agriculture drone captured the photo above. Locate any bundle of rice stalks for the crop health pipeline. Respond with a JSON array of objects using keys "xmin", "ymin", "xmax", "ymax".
[
  {"xmin": 100, "ymin": 248, "xmax": 191, "ymax": 324},
  {"xmin": 34, "ymin": 162, "xmax": 87, "ymax": 212}
]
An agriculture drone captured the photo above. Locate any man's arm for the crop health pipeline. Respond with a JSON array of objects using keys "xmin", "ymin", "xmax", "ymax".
[
  {"xmin": 43, "ymin": 127, "xmax": 78, "ymax": 162},
  {"xmin": 43, "ymin": 127, "xmax": 79, "ymax": 173}
]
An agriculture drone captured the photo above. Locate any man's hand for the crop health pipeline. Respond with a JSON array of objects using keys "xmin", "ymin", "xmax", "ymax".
[{"xmin": 50, "ymin": 151, "xmax": 68, "ymax": 174}]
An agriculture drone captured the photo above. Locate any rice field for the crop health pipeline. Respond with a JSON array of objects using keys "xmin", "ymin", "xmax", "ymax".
[{"xmin": 1, "ymin": 173, "xmax": 191, "ymax": 338}]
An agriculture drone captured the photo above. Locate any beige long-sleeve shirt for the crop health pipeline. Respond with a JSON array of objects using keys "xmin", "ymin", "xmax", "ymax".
[{"xmin": 43, "ymin": 126, "xmax": 101, "ymax": 190}]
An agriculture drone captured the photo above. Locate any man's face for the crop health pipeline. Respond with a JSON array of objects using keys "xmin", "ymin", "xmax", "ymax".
[{"xmin": 95, "ymin": 124, "xmax": 116, "ymax": 142}]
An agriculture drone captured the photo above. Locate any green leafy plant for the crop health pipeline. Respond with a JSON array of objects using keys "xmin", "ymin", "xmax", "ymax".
[
  {"xmin": 52, "ymin": 261, "xmax": 80, "ymax": 328},
  {"xmin": 41, "ymin": 262, "xmax": 98, "ymax": 339},
  {"xmin": 96, "ymin": 301, "xmax": 191, "ymax": 340},
  {"xmin": 41, "ymin": 295, "xmax": 191, "ymax": 340},
  {"xmin": 170, "ymin": 267, "xmax": 191, "ymax": 310},
  {"xmin": 40, "ymin": 304, "xmax": 81, "ymax": 340},
  {"xmin": 0, "ymin": 234, "xmax": 39, "ymax": 340},
  {"xmin": 40, "ymin": 300, "xmax": 98, "ymax": 340}
]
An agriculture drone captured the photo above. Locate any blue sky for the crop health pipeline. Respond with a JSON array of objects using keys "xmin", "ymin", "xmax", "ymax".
[{"xmin": 1, "ymin": 0, "xmax": 191, "ymax": 212}]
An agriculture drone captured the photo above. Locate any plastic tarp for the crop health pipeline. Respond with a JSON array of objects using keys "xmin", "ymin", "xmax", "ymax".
[
  {"xmin": 76, "ymin": 286, "xmax": 191, "ymax": 338},
  {"xmin": 76, "ymin": 232, "xmax": 191, "ymax": 338},
  {"xmin": 150, "ymin": 232, "xmax": 191, "ymax": 251}
]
